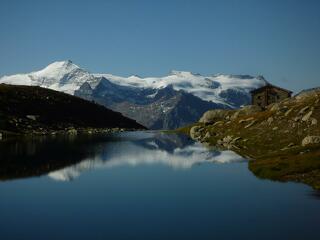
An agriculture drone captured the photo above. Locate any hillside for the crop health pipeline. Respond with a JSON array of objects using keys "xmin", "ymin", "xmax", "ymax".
[
  {"xmin": 0, "ymin": 84, "xmax": 145, "ymax": 136},
  {"xmin": 76, "ymin": 82, "xmax": 228, "ymax": 129},
  {"xmin": 0, "ymin": 60, "xmax": 267, "ymax": 129},
  {"xmin": 180, "ymin": 88, "xmax": 320, "ymax": 189}
]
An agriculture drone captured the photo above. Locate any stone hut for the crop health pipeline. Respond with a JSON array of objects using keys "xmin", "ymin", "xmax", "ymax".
[{"xmin": 250, "ymin": 84, "xmax": 292, "ymax": 107}]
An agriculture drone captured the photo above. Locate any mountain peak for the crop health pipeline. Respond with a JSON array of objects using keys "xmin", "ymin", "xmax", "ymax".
[{"xmin": 40, "ymin": 60, "xmax": 79, "ymax": 72}]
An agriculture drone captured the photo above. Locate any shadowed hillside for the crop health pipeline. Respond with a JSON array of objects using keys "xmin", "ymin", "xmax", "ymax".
[{"xmin": 0, "ymin": 84, "xmax": 145, "ymax": 135}]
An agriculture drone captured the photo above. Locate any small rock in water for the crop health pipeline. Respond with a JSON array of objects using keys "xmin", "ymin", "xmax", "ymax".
[{"xmin": 272, "ymin": 127, "xmax": 278, "ymax": 130}]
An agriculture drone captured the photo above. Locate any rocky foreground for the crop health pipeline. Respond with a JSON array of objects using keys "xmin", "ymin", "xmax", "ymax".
[{"xmin": 180, "ymin": 88, "xmax": 320, "ymax": 189}]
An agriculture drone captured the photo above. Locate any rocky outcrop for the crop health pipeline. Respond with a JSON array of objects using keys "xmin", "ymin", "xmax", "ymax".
[{"xmin": 183, "ymin": 87, "xmax": 320, "ymax": 190}]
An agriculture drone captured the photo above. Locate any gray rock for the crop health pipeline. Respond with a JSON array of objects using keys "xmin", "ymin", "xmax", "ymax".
[
  {"xmin": 301, "ymin": 136, "xmax": 320, "ymax": 146},
  {"xmin": 199, "ymin": 109, "xmax": 228, "ymax": 124},
  {"xmin": 302, "ymin": 111, "xmax": 313, "ymax": 122},
  {"xmin": 311, "ymin": 118, "xmax": 318, "ymax": 125},
  {"xmin": 190, "ymin": 126, "xmax": 202, "ymax": 140}
]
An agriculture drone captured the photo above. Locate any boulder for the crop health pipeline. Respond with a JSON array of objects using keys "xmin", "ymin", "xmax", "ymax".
[
  {"xmin": 301, "ymin": 136, "xmax": 320, "ymax": 146},
  {"xmin": 199, "ymin": 110, "xmax": 228, "ymax": 124},
  {"xmin": 190, "ymin": 126, "xmax": 202, "ymax": 140}
]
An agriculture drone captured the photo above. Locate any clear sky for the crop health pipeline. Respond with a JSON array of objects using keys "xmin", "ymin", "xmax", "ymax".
[{"xmin": 0, "ymin": 0, "xmax": 319, "ymax": 92}]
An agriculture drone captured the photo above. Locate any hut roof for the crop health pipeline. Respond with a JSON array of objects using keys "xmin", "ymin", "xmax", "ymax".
[{"xmin": 250, "ymin": 84, "xmax": 293, "ymax": 94}]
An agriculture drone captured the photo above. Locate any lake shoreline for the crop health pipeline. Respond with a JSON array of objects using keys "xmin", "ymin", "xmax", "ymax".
[
  {"xmin": 176, "ymin": 90, "xmax": 320, "ymax": 190},
  {"xmin": 0, "ymin": 127, "xmax": 144, "ymax": 141}
]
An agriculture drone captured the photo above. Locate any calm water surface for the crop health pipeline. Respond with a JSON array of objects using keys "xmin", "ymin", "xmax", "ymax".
[{"xmin": 0, "ymin": 131, "xmax": 319, "ymax": 240}]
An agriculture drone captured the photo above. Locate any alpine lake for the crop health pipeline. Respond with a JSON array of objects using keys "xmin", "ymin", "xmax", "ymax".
[{"xmin": 0, "ymin": 131, "xmax": 319, "ymax": 240}]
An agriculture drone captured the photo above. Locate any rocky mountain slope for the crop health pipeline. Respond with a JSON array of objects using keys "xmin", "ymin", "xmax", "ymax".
[
  {"xmin": 0, "ymin": 60, "xmax": 267, "ymax": 129},
  {"xmin": 180, "ymin": 88, "xmax": 320, "ymax": 189},
  {"xmin": 0, "ymin": 84, "xmax": 144, "ymax": 137}
]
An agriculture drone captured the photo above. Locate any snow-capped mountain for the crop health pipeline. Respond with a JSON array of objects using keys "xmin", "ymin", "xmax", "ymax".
[
  {"xmin": 0, "ymin": 60, "xmax": 267, "ymax": 129},
  {"xmin": 0, "ymin": 60, "xmax": 97, "ymax": 95}
]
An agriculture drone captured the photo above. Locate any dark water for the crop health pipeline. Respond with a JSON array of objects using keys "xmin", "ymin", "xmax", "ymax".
[{"xmin": 0, "ymin": 131, "xmax": 319, "ymax": 240}]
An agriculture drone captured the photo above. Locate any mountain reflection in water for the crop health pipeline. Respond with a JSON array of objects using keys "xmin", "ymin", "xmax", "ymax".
[{"xmin": 0, "ymin": 131, "xmax": 245, "ymax": 181}]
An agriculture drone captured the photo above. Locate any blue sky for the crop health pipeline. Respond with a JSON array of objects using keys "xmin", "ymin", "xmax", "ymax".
[{"xmin": 0, "ymin": 0, "xmax": 319, "ymax": 92}]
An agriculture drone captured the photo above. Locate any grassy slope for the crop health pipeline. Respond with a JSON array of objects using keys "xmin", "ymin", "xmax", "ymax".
[
  {"xmin": 0, "ymin": 84, "xmax": 145, "ymax": 135},
  {"xmin": 179, "ymin": 90, "xmax": 320, "ymax": 189}
]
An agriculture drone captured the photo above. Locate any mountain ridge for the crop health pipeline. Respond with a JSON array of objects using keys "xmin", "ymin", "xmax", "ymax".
[{"xmin": 0, "ymin": 60, "xmax": 268, "ymax": 129}]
